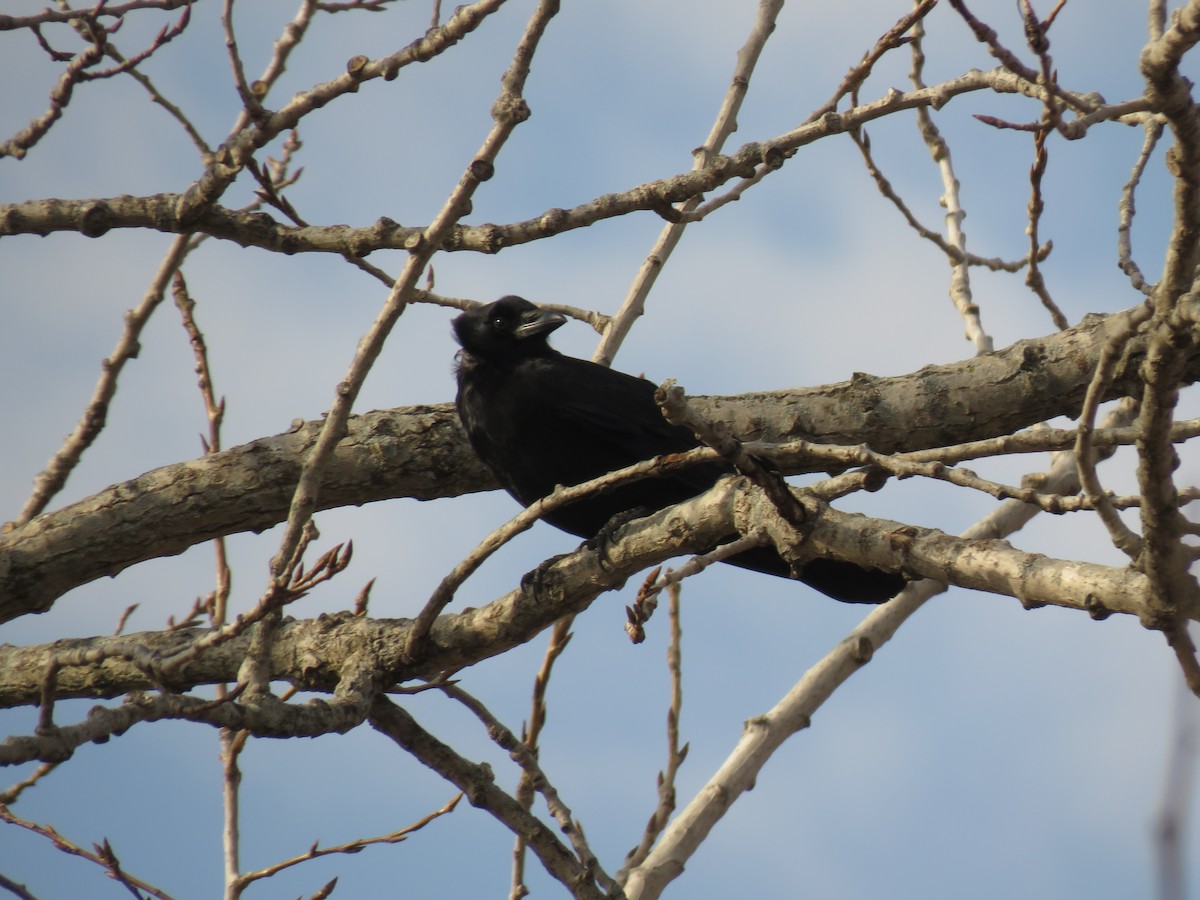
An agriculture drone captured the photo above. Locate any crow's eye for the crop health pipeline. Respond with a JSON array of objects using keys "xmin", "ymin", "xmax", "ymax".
[{"xmin": 492, "ymin": 316, "xmax": 508, "ymax": 330}]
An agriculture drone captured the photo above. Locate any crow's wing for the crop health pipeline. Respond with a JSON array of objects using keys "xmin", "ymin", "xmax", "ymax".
[{"xmin": 457, "ymin": 352, "xmax": 725, "ymax": 538}]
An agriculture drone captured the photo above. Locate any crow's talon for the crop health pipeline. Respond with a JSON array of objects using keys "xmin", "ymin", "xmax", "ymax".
[
  {"xmin": 521, "ymin": 552, "xmax": 570, "ymax": 592},
  {"xmin": 586, "ymin": 506, "xmax": 652, "ymax": 570}
]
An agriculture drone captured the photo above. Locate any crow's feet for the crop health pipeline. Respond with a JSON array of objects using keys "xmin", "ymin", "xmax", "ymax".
[
  {"xmin": 521, "ymin": 552, "xmax": 571, "ymax": 593},
  {"xmin": 586, "ymin": 506, "xmax": 652, "ymax": 571}
]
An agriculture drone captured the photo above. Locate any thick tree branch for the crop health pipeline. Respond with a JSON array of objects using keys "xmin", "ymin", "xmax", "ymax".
[
  {"xmin": 0, "ymin": 476, "xmax": 1163, "ymax": 722},
  {"xmin": 0, "ymin": 304, "xmax": 1191, "ymax": 621}
]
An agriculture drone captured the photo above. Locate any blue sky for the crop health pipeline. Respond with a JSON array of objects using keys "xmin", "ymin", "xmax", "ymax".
[{"xmin": 1, "ymin": 1, "xmax": 1197, "ymax": 898}]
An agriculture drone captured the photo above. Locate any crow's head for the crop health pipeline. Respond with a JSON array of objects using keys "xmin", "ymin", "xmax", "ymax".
[{"xmin": 452, "ymin": 296, "xmax": 567, "ymax": 362}]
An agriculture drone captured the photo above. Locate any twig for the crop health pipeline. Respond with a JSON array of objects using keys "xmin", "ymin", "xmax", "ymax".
[
  {"xmin": 0, "ymin": 806, "xmax": 174, "ymax": 900},
  {"xmin": 0, "ymin": 26, "xmax": 105, "ymax": 159},
  {"xmin": 624, "ymin": 535, "xmax": 767, "ymax": 644},
  {"xmin": 685, "ymin": 0, "xmax": 938, "ymax": 225},
  {"xmin": 1118, "ymin": 119, "xmax": 1164, "ymax": 296},
  {"xmin": 10, "ymin": 234, "xmax": 193, "ymax": 527},
  {"xmin": 910, "ymin": 13, "xmax": 991, "ymax": 354},
  {"xmin": 73, "ymin": 3, "xmax": 192, "ymax": 81},
  {"xmin": 231, "ymin": 794, "xmax": 461, "ymax": 891},
  {"xmin": 618, "ymin": 583, "xmax": 688, "ymax": 878},
  {"xmin": 1024, "ymin": 126, "xmax": 1069, "ymax": 329},
  {"xmin": 1075, "ymin": 312, "xmax": 1151, "ymax": 560},
  {"xmin": 368, "ymin": 697, "xmax": 611, "ymax": 900},
  {"xmin": 592, "ymin": 0, "xmax": 785, "ymax": 367},
  {"xmin": 172, "ymin": 270, "xmax": 246, "ymax": 897},
  {"xmin": 221, "ymin": 0, "xmax": 286, "ymax": 123},
  {"xmin": 849, "ymin": 125, "xmax": 1047, "ymax": 273},
  {"xmin": 0, "ymin": 762, "xmax": 60, "ymax": 805},
  {"xmin": 511, "ymin": 617, "xmax": 574, "ymax": 900},
  {"xmin": 947, "ymin": 0, "xmax": 1100, "ymax": 129},
  {"xmin": 442, "ymin": 684, "xmax": 621, "ymax": 895},
  {"xmin": 0, "ymin": 2, "xmax": 191, "ymax": 29}
]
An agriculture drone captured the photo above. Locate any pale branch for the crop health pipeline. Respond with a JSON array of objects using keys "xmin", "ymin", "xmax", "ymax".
[
  {"xmin": 1136, "ymin": 327, "xmax": 1199, "ymax": 624},
  {"xmin": 909, "ymin": 14, "xmax": 992, "ymax": 354},
  {"xmin": 0, "ymin": 476, "xmax": 1168, "ymax": 724},
  {"xmin": 1149, "ymin": 0, "xmax": 1167, "ymax": 43},
  {"xmin": 0, "ymin": 404, "xmax": 491, "ymax": 622},
  {"xmin": 765, "ymin": 418, "xmax": 1200, "ymax": 471},
  {"xmin": 0, "ymin": 70, "xmax": 1128, "ymax": 254},
  {"xmin": 1141, "ymin": 0, "xmax": 1200, "ymax": 303},
  {"xmin": 3, "ymin": 653, "xmax": 378, "ymax": 765},
  {"xmin": 1, "ymin": 303, "xmax": 1194, "ymax": 622}
]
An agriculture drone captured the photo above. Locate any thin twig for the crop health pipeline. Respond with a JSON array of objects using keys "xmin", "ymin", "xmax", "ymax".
[
  {"xmin": 10, "ymin": 234, "xmax": 193, "ymax": 527},
  {"xmin": 592, "ymin": 0, "xmax": 785, "ymax": 367},
  {"xmin": 0, "ymin": 806, "xmax": 175, "ymax": 900},
  {"xmin": 231, "ymin": 794, "xmax": 462, "ymax": 891},
  {"xmin": 1118, "ymin": 119, "xmax": 1164, "ymax": 296},
  {"xmin": 442, "ymin": 684, "xmax": 621, "ymax": 895},
  {"xmin": 910, "ymin": 12, "xmax": 991, "ymax": 354},
  {"xmin": 618, "ymin": 583, "xmax": 688, "ymax": 877},
  {"xmin": 511, "ymin": 617, "xmax": 574, "ymax": 900},
  {"xmin": 1024, "ymin": 127, "xmax": 1070, "ymax": 330}
]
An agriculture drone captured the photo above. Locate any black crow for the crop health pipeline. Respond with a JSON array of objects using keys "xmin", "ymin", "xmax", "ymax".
[{"xmin": 453, "ymin": 295, "xmax": 901, "ymax": 604}]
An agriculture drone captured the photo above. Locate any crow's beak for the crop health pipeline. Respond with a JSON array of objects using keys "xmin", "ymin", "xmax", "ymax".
[{"xmin": 515, "ymin": 306, "xmax": 567, "ymax": 340}]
